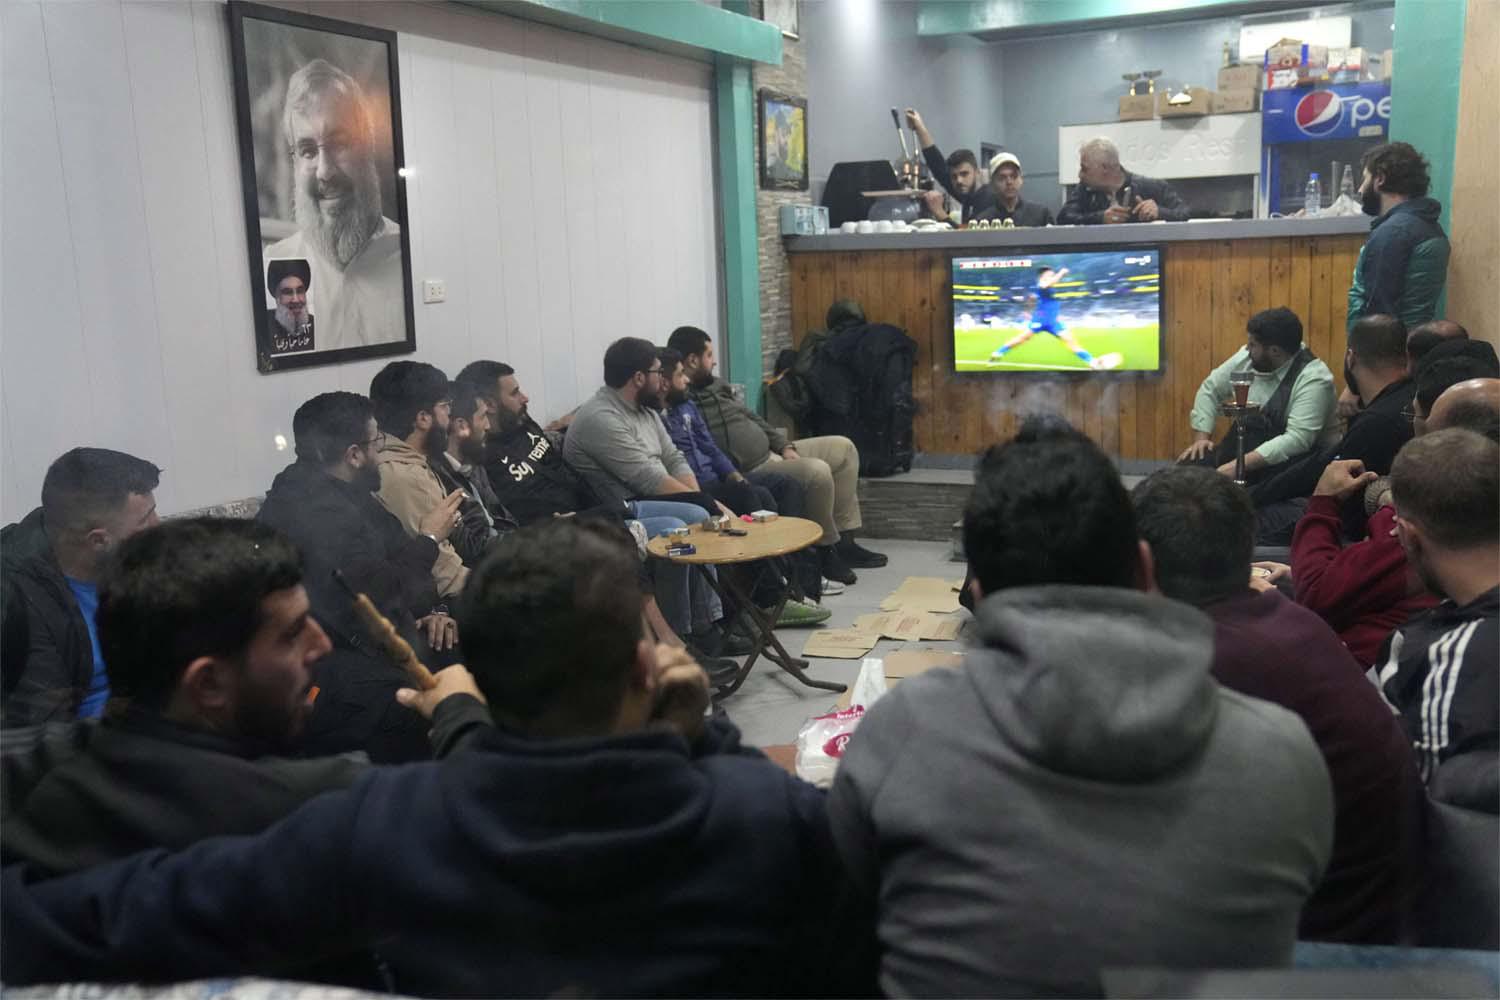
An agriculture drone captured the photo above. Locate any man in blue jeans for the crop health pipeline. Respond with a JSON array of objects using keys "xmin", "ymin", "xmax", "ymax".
[{"xmin": 458, "ymin": 359, "xmax": 736, "ymax": 667}]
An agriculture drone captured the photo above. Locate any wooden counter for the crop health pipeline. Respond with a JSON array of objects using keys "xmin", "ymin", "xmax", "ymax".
[{"xmin": 786, "ymin": 218, "xmax": 1367, "ymax": 466}]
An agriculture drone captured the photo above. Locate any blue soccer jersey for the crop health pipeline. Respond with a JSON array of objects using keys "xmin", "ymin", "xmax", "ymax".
[{"xmin": 1030, "ymin": 283, "xmax": 1063, "ymax": 332}]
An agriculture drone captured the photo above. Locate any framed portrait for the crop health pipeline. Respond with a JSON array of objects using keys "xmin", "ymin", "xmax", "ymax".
[
  {"xmin": 228, "ymin": 2, "xmax": 416, "ymax": 373},
  {"xmin": 758, "ymin": 89, "xmax": 808, "ymax": 192},
  {"xmin": 762, "ymin": 0, "xmax": 799, "ymax": 39}
]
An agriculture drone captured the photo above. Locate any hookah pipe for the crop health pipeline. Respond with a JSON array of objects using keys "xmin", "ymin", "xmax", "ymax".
[{"xmin": 332, "ymin": 569, "xmax": 437, "ymax": 691}]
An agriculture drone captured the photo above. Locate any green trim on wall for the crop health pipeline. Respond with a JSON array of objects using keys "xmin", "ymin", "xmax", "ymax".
[
  {"xmin": 916, "ymin": 0, "xmax": 1300, "ymax": 36},
  {"xmin": 457, "ymin": 0, "xmax": 782, "ymax": 64},
  {"xmin": 1389, "ymin": 0, "xmax": 1466, "ymax": 230},
  {"xmin": 715, "ymin": 58, "xmax": 763, "ymax": 410}
]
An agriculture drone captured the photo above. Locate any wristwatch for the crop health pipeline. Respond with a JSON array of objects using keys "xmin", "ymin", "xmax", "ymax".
[{"xmin": 421, "ymin": 532, "xmax": 440, "ymax": 545}]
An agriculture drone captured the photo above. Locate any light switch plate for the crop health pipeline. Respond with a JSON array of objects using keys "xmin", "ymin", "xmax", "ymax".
[{"xmin": 422, "ymin": 279, "xmax": 446, "ymax": 304}]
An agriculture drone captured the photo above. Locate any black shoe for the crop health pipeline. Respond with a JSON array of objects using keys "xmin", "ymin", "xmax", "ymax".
[
  {"xmin": 702, "ymin": 656, "xmax": 741, "ymax": 691},
  {"xmin": 820, "ymin": 545, "xmax": 858, "ymax": 586},
  {"xmin": 688, "ymin": 627, "xmax": 754, "ymax": 659},
  {"xmin": 715, "ymin": 627, "xmax": 756, "ymax": 658},
  {"xmin": 837, "ymin": 537, "xmax": 888, "ymax": 568}
]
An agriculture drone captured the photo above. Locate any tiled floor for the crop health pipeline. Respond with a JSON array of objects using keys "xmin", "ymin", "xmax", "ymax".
[{"xmin": 723, "ymin": 537, "xmax": 968, "ymax": 748}]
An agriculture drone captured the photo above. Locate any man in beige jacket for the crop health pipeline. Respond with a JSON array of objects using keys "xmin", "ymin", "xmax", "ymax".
[{"xmin": 370, "ymin": 362, "xmax": 467, "ymax": 600}]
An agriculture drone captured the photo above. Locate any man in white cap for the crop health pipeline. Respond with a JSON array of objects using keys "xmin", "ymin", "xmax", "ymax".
[{"xmin": 975, "ymin": 153, "xmax": 1053, "ymax": 228}]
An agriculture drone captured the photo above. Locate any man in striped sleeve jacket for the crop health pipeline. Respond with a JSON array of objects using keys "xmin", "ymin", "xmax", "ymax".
[{"xmin": 1377, "ymin": 427, "xmax": 1498, "ymax": 814}]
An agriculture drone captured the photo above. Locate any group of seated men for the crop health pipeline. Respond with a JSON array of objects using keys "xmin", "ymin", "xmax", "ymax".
[
  {"xmin": 0, "ymin": 291, "xmax": 1496, "ymax": 993},
  {"xmin": 0, "ymin": 368, "xmax": 1495, "ymax": 993}
]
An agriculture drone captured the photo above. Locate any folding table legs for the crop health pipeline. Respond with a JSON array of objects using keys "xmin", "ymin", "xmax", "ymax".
[{"xmin": 698, "ymin": 558, "xmax": 846, "ymax": 697}]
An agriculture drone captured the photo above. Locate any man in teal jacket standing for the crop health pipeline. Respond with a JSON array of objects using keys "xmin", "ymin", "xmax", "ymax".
[{"xmin": 1347, "ymin": 142, "xmax": 1450, "ymax": 332}]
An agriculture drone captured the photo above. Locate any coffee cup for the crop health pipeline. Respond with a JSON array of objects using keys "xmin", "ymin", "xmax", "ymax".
[
  {"xmin": 840, "ymin": 221, "xmax": 857, "ymax": 234},
  {"xmin": 856, "ymin": 220, "xmax": 875, "ymax": 234},
  {"xmin": 874, "ymin": 220, "xmax": 893, "ymax": 233}
]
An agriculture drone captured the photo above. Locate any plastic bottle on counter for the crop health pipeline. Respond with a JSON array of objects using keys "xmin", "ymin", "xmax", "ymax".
[
  {"xmin": 1340, "ymin": 164, "xmax": 1356, "ymax": 200},
  {"xmin": 1305, "ymin": 173, "xmax": 1322, "ymax": 218}
]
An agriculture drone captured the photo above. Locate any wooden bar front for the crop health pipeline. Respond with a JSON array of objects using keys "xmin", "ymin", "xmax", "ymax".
[{"xmin": 787, "ymin": 226, "xmax": 1366, "ymax": 465}]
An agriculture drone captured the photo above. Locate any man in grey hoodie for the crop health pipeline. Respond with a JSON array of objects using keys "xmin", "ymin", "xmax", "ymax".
[{"xmin": 829, "ymin": 420, "xmax": 1333, "ymax": 997}]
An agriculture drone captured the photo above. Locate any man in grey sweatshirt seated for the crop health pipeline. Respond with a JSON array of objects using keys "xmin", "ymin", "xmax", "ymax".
[
  {"xmin": 564, "ymin": 338, "xmax": 741, "ymax": 661},
  {"xmin": 829, "ymin": 419, "xmax": 1333, "ymax": 997}
]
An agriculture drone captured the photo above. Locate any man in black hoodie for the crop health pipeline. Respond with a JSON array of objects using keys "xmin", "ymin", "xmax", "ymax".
[
  {"xmin": 1, "ymin": 448, "xmax": 161, "ymax": 733},
  {"xmin": 257, "ymin": 392, "xmax": 465, "ymax": 761},
  {"xmin": 1347, "ymin": 142, "xmax": 1450, "ymax": 332},
  {"xmin": 0, "ymin": 518, "xmax": 874, "ymax": 997}
]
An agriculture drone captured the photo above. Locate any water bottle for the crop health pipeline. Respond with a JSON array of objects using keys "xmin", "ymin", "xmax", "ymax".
[
  {"xmin": 1340, "ymin": 164, "xmax": 1356, "ymax": 199},
  {"xmin": 1305, "ymin": 173, "xmax": 1322, "ymax": 217}
]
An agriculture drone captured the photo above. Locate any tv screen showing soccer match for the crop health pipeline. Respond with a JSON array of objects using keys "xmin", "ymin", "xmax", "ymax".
[{"xmin": 951, "ymin": 248, "xmax": 1163, "ymax": 373}]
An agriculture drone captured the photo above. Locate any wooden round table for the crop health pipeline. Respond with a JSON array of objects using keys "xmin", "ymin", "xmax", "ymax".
[{"xmin": 646, "ymin": 516, "xmax": 845, "ymax": 697}]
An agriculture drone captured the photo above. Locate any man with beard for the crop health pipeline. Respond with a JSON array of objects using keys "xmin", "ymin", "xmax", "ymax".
[
  {"xmin": 1378, "ymin": 428, "xmax": 1499, "ymax": 814},
  {"xmin": 1249, "ymin": 314, "xmax": 1415, "ymax": 544},
  {"xmin": 2, "ymin": 448, "xmax": 161, "ymax": 732},
  {"xmin": 1179, "ymin": 307, "xmax": 1338, "ymax": 483},
  {"xmin": 369, "ymin": 362, "xmax": 468, "ymax": 601},
  {"xmin": 457, "ymin": 361, "xmax": 741, "ymax": 671},
  {"xmin": 1347, "ymin": 143, "xmax": 1450, "ymax": 332},
  {"xmin": 0, "ymin": 519, "xmax": 364, "ymax": 874},
  {"xmin": 903, "ymin": 108, "xmax": 995, "ymax": 225},
  {"xmin": 264, "ymin": 258, "xmax": 314, "ymax": 354},
  {"xmin": 264, "ymin": 60, "xmax": 404, "ymax": 351},
  {"xmin": 428, "ymin": 380, "xmax": 517, "ymax": 567},
  {"xmin": 257, "ymin": 391, "xmax": 464, "ymax": 762}
]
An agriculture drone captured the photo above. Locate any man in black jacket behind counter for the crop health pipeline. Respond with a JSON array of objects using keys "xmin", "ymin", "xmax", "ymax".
[
  {"xmin": 904, "ymin": 108, "xmax": 996, "ymax": 225},
  {"xmin": 1059, "ymin": 137, "xmax": 1191, "ymax": 225}
]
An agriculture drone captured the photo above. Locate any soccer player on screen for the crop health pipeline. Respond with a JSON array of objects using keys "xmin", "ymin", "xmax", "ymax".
[{"xmin": 986, "ymin": 267, "xmax": 1121, "ymax": 370}]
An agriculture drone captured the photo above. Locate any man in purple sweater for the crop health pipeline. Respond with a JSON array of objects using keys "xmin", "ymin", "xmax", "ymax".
[{"xmin": 1134, "ymin": 466, "xmax": 1423, "ymax": 943}]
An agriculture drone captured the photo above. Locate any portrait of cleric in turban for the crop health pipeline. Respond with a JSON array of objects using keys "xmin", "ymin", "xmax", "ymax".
[{"xmin": 230, "ymin": 3, "xmax": 415, "ymax": 373}]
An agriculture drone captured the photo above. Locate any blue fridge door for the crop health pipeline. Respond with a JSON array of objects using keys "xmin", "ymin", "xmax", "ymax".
[{"xmin": 1262, "ymin": 81, "xmax": 1392, "ymax": 144}]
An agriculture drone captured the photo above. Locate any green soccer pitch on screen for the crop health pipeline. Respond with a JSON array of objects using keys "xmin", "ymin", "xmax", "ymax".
[{"xmin": 951, "ymin": 247, "xmax": 1163, "ymax": 373}]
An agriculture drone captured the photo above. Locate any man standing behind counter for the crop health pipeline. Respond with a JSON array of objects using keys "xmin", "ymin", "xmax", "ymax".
[
  {"xmin": 974, "ymin": 153, "xmax": 1053, "ymax": 228},
  {"xmin": 904, "ymin": 108, "xmax": 995, "ymax": 225},
  {"xmin": 1060, "ymin": 137, "xmax": 1191, "ymax": 225}
]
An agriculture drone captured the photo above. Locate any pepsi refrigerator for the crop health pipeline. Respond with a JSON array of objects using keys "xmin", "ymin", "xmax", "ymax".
[{"xmin": 1259, "ymin": 81, "xmax": 1392, "ymax": 217}]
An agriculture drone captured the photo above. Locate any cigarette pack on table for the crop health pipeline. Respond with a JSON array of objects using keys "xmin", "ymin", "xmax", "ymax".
[
  {"xmin": 666, "ymin": 543, "xmax": 697, "ymax": 556},
  {"xmin": 666, "ymin": 526, "xmax": 691, "ymax": 538},
  {"xmin": 705, "ymin": 515, "xmax": 731, "ymax": 532},
  {"xmin": 749, "ymin": 510, "xmax": 779, "ymax": 522}
]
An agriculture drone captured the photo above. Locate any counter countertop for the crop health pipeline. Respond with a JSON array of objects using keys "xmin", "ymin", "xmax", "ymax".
[{"xmin": 784, "ymin": 215, "xmax": 1369, "ymax": 252}]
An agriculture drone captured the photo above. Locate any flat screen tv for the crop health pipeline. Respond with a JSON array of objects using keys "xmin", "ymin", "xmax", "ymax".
[{"xmin": 951, "ymin": 247, "xmax": 1163, "ymax": 373}]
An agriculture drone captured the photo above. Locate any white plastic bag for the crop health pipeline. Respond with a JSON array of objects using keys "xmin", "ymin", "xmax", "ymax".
[{"xmin": 794, "ymin": 658, "xmax": 887, "ymax": 787}]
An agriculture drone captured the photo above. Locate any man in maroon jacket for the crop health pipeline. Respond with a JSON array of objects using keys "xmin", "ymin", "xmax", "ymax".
[{"xmin": 1134, "ymin": 467, "xmax": 1422, "ymax": 943}]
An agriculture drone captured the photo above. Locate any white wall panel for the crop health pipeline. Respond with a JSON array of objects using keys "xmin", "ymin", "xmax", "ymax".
[{"xmin": 0, "ymin": 0, "xmax": 720, "ymax": 521}]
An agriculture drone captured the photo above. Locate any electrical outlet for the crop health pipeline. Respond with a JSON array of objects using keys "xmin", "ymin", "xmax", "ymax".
[{"xmin": 422, "ymin": 279, "xmax": 447, "ymax": 304}]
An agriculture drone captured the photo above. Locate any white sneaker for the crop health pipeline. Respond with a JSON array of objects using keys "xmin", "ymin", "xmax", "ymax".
[{"xmin": 821, "ymin": 577, "xmax": 847, "ymax": 596}]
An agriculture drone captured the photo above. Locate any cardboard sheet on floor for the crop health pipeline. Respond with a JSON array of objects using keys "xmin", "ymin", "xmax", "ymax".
[
  {"xmin": 853, "ymin": 611, "xmax": 962, "ymax": 642},
  {"xmin": 802, "ymin": 628, "xmax": 880, "ymax": 659},
  {"xmin": 880, "ymin": 576, "xmax": 965, "ymax": 614},
  {"xmin": 835, "ymin": 646, "xmax": 966, "ymax": 708}
]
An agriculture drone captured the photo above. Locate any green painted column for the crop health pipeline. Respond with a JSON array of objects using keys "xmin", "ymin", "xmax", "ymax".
[
  {"xmin": 715, "ymin": 57, "xmax": 764, "ymax": 410},
  {"xmin": 1389, "ymin": 0, "xmax": 1467, "ymax": 229}
]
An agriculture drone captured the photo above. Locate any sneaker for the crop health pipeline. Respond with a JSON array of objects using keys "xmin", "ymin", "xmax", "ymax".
[
  {"xmin": 820, "ymin": 545, "xmax": 857, "ymax": 586},
  {"xmin": 819, "ymin": 577, "xmax": 847, "ymax": 596},
  {"xmin": 837, "ymin": 537, "xmax": 888, "ymax": 569},
  {"xmin": 692, "ymin": 626, "xmax": 754, "ymax": 658},
  {"xmin": 702, "ymin": 656, "xmax": 740, "ymax": 691},
  {"xmin": 766, "ymin": 598, "xmax": 832, "ymax": 628}
]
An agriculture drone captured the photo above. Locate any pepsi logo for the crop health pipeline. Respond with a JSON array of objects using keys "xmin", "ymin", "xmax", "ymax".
[{"xmin": 1295, "ymin": 91, "xmax": 1344, "ymax": 137}]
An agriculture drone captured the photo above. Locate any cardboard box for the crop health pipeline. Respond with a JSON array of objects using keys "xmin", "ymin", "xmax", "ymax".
[
  {"xmin": 1156, "ymin": 87, "xmax": 1213, "ymax": 118},
  {"xmin": 1118, "ymin": 93, "xmax": 1155, "ymax": 121},
  {"xmin": 1212, "ymin": 88, "xmax": 1258, "ymax": 114},
  {"xmin": 1217, "ymin": 64, "xmax": 1261, "ymax": 92},
  {"xmin": 1264, "ymin": 39, "xmax": 1329, "ymax": 69}
]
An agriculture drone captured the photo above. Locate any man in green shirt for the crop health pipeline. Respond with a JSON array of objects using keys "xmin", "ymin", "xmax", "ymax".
[{"xmin": 1179, "ymin": 308, "xmax": 1339, "ymax": 481}]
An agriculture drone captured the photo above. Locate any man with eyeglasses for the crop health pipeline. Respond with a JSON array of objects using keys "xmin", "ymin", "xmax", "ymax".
[
  {"xmin": 565, "ymin": 338, "xmax": 742, "ymax": 657},
  {"xmin": 258, "ymin": 390, "xmax": 466, "ymax": 762}
]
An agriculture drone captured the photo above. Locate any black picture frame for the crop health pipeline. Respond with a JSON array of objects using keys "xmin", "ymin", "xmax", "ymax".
[
  {"xmin": 227, "ymin": 1, "xmax": 416, "ymax": 373},
  {"xmin": 758, "ymin": 89, "xmax": 809, "ymax": 192}
]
